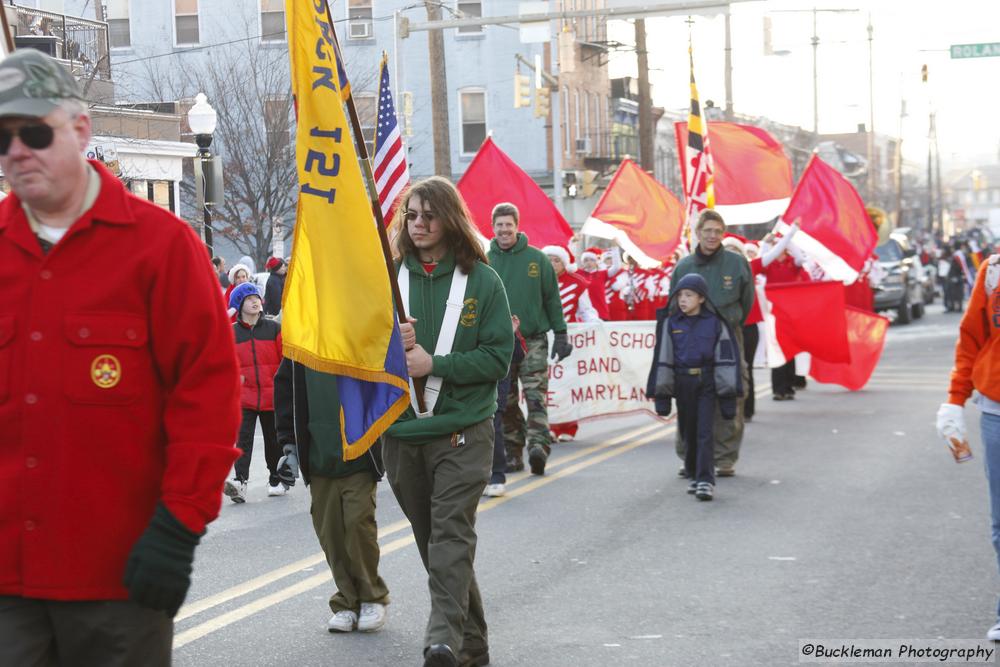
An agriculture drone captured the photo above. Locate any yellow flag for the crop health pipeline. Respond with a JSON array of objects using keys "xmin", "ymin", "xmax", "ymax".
[{"xmin": 282, "ymin": 0, "xmax": 409, "ymax": 458}]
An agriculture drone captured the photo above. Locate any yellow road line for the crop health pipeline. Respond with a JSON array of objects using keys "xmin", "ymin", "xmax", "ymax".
[
  {"xmin": 174, "ymin": 425, "xmax": 672, "ymax": 648},
  {"xmin": 175, "ymin": 420, "xmax": 665, "ymax": 623}
]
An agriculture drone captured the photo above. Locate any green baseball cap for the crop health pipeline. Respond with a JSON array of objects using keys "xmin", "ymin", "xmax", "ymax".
[{"xmin": 0, "ymin": 48, "xmax": 86, "ymax": 119}]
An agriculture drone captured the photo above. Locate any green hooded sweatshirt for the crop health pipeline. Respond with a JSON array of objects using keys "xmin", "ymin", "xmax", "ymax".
[
  {"xmin": 486, "ymin": 233, "xmax": 566, "ymax": 337},
  {"xmin": 385, "ymin": 251, "xmax": 514, "ymax": 443},
  {"xmin": 670, "ymin": 245, "xmax": 754, "ymax": 328}
]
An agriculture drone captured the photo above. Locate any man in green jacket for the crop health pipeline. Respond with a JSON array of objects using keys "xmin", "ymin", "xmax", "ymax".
[
  {"xmin": 486, "ymin": 202, "xmax": 572, "ymax": 476},
  {"xmin": 670, "ymin": 209, "xmax": 754, "ymax": 477},
  {"xmin": 385, "ymin": 177, "xmax": 513, "ymax": 667}
]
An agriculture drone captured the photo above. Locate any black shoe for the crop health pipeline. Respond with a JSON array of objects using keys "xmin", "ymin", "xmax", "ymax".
[
  {"xmin": 528, "ymin": 445, "xmax": 547, "ymax": 476},
  {"xmin": 793, "ymin": 377, "xmax": 807, "ymax": 390},
  {"xmin": 686, "ymin": 481, "xmax": 697, "ymax": 494},
  {"xmin": 424, "ymin": 644, "xmax": 459, "ymax": 667},
  {"xmin": 773, "ymin": 393, "xmax": 790, "ymax": 401},
  {"xmin": 505, "ymin": 456, "xmax": 524, "ymax": 473},
  {"xmin": 695, "ymin": 482, "xmax": 714, "ymax": 501},
  {"xmin": 458, "ymin": 645, "xmax": 490, "ymax": 667},
  {"xmin": 678, "ymin": 466, "xmax": 691, "ymax": 478}
]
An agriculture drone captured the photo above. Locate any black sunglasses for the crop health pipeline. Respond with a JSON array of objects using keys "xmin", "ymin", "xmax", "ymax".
[{"xmin": 0, "ymin": 124, "xmax": 56, "ymax": 155}]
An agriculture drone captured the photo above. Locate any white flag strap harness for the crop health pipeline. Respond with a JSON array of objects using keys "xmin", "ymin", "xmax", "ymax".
[{"xmin": 398, "ymin": 264, "xmax": 469, "ymax": 419}]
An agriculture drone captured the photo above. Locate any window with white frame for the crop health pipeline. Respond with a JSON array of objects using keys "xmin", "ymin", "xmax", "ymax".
[
  {"xmin": 264, "ymin": 96, "xmax": 290, "ymax": 153},
  {"xmin": 347, "ymin": 0, "xmax": 373, "ymax": 40},
  {"xmin": 107, "ymin": 0, "xmax": 130, "ymax": 48},
  {"xmin": 574, "ymin": 89, "xmax": 580, "ymax": 149},
  {"xmin": 459, "ymin": 89, "xmax": 486, "ymax": 155},
  {"xmin": 355, "ymin": 92, "xmax": 377, "ymax": 155},
  {"xmin": 563, "ymin": 86, "xmax": 570, "ymax": 157},
  {"xmin": 457, "ymin": 0, "xmax": 482, "ymax": 34},
  {"xmin": 174, "ymin": 0, "xmax": 199, "ymax": 46},
  {"xmin": 260, "ymin": 0, "xmax": 286, "ymax": 42}
]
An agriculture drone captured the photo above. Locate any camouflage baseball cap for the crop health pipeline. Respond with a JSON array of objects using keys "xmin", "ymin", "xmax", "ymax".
[{"xmin": 0, "ymin": 48, "xmax": 85, "ymax": 119}]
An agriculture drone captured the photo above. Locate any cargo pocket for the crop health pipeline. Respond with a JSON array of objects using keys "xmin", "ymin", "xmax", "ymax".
[
  {"xmin": 0, "ymin": 315, "xmax": 13, "ymax": 403},
  {"xmin": 63, "ymin": 314, "xmax": 149, "ymax": 405}
]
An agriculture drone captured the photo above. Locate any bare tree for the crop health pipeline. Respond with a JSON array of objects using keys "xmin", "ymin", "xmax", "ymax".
[{"xmin": 119, "ymin": 19, "xmax": 377, "ymax": 266}]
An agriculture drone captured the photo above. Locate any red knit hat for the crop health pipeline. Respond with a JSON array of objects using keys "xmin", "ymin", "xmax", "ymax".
[{"xmin": 265, "ymin": 256, "xmax": 284, "ymax": 272}]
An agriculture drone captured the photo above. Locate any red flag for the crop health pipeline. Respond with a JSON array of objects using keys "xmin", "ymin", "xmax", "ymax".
[
  {"xmin": 457, "ymin": 137, "xmax": 572, "ymax": 248},
  {"xmin": 765, "ymin": 280, "xmax": 850, "ymax": 364},
  {"xmin": 675, "ymin": 121, "xmax": 793, "ymax": 225},
  {"xmin": 678, "ymin": 45, "xmax": 714, "ymax": 247},
  {"xmin": 809, "ymin": 307, "xmax": 889, "ymax": 390},
  {"xmin": 779, "ymin": 155, "xmax": 878, "ymax": 283},
  {"xmin": 581, "ymin": 158, "xmax": 684, "ymax": 268}
]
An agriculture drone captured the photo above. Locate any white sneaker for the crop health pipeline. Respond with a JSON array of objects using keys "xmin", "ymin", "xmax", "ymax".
[
  {"xmin": 224, "ymin": 480, "xmax": 247, "ymax": 504},
  {"xmin": 267, "ymin": 483, "xmax": 286, "ymax": 497},
  {"xmin": 484, "ymin": 483, "xmax": 506, "ymax": 497},
  {"xmin": 327, "ymin": 610, "xmax": 358, "ymax": 633},
  {"xmin": 357, "ymin": 602, "xmax": 386, "ymax": 632},
  {"xmin": 987, "ymin": 621, "xmax": 1000, "ymax": 641}
]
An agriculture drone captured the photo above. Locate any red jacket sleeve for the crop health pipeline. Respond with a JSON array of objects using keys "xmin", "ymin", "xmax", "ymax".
[
  {"xmin": 148, "ymin": 223, "xmax": 241, "ymax": 533},
  {"xmin": 949, "ymin": 264, "xmax": 989, "ymax": 406}
]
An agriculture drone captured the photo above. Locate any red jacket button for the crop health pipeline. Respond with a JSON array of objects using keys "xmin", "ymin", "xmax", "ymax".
[
  {"xmin": 24, "ymin": 394, "xmax": 38, "ymax": 405},
  {"xmin": 24, "ymin": 521, "xmax": 35, "ymax": 531},
  {"xmin": 25, "ymin": 457, "xmax": 37, "ymax": 469},
  {"xmin": 39, "ymin": 270, "xmax": 52, "ymax": 280}
]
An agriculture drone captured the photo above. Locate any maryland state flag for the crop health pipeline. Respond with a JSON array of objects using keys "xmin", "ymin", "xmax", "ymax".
[
  {"xmin": 282, "ymin": 0, "xmax": 408, "ymax": 460},
  {"xmin": 679, "ymin": 43, "xmax": 714, "ymax": 245}
]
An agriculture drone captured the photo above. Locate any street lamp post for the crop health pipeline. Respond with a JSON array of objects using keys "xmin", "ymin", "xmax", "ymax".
[{"xmin": 187, "ymin": 92, "xmax": 217, "ymax": 254}]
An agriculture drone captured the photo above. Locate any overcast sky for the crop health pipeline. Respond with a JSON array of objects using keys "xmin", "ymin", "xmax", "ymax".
[{"xmin": 607, "ymin": 0, "xmax": 999, "ymax": 172}]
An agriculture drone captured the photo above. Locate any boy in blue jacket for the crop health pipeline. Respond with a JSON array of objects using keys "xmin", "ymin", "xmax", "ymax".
[{"xmin": 647, "ymin": 274, "xmax": 741, "ymax": 501}]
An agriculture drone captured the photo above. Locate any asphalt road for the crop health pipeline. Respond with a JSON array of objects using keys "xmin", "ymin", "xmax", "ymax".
[{"xmin": 174, "ymin": 303, "xmax": 997, "ymax": 667}]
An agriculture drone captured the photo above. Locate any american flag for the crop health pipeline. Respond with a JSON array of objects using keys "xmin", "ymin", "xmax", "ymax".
[{"xmin": 373, "ymin": 55, "xmax": 409, "ymax": 224}]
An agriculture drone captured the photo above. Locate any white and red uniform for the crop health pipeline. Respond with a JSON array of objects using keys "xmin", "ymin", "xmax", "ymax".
[{"xmin": 558, "ymin": 270, "xmax": 600, "ymax": 323}]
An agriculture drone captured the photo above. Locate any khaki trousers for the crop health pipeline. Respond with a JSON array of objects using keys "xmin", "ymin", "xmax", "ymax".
[
  {"xmin": 309, "ymin": 472, "xmax": 390, "ymax": 613},
  {"xmin": 382, "ymin": 418, "xmax": 493, "ymax": 653}
]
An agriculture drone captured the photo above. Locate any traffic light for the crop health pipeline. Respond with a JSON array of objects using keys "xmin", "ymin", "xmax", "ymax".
[
  {"xmin": 580, "ymin": 170, "xmax": 598, "ymax": 198},
  {"xmin": 514, "ymin": 73, "xmax": 531, "ymax": 109},
  {"xmin": 921, "ymin": 64, "xmax": 928, "ymax": 83},
  {"xmin": 534, "ymin": 85, "xmax": 550, "ymax": 118}
]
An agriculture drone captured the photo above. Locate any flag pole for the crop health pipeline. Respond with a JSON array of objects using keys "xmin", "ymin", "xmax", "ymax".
[{"xmin": 323, "ymin": 8, "xmax": 427, "ymax": 412}]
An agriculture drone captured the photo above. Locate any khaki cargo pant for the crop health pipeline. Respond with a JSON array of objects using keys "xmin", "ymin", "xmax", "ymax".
[
  {"xmin": 382, "ymin": 418, "xmax": 493, "ymax": 654},
  {"xmin": 309, "ymin": 471, "xmax": 390, "ymax": 613}
]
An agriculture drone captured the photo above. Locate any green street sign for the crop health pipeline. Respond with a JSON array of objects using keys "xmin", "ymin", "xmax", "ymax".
[{"xmin": 951, "ymin": 42, "xmax": 1000, "ymax": 59}]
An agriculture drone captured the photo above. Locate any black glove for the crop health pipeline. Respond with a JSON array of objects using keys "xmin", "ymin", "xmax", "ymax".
[
  {"xmin": 123, "ymin": 504, "xmax": 201, "ymax": 617},
  {"xmin": 654, "ymin": 397, "xmax": 672, "ymax": 417},
  {"xmin": 276, "ymin": 444, "xmax": 299, "ymax": 487},
  {"xmin": 550, "ymin": 332, "xmax": 572, "ymax": 362}
]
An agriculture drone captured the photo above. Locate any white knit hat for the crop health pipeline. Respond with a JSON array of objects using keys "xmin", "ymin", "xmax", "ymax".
[
  {"xmin": 228, "ymin": 263, "xmax": 252, "ymax": 283},
  {"xmin": 542, "ymin": 245, "xmax": 575, "ymax": 272}
]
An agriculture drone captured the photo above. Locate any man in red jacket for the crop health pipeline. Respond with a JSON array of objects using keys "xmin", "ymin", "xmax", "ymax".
[
  {"xmin": 0, "ymin": 50, "xmax": 240, "ymax": 665},
  {"xmin": 225, "ymin": 282, "xmax": 284, "ymax": 503}
]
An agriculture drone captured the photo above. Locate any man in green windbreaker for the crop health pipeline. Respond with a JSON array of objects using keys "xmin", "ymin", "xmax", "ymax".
[
  {"xmin": 384, "ymin": 177, "xmax": 513, "ymax": 667},
  {"xmin": 486, "ymin": 202, "xmax": 572, "ymax": 476}
]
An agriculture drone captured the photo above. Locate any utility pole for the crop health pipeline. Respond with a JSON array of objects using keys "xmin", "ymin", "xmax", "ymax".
[
  {"xmin": 724, "ymin": 9, "xmax": 734, "ymax": 120},
  {"xmin": 635, "ymin": 18, "xmax": 654, "ymax": 171},
  {"xmin": 933, "ymin": 112, "xmax": 942, "ymax": 235},
  {"xmin": 895, "ymin": 97, "xmax": 905, "ymax": 229},
  {"xmin": 424, "ymin": 0, "xmax": 451, "ymax": 177},
  {"xmin": 866, "ymin": 14, "xmax": 875, "ymax": 203},
  {"xmin": 811, "ymin": 7, "xmax": 819, "ymax": 135},
  {"xmin": 922, "ymin": 62, "xmax": 933, "ymax": 233}
]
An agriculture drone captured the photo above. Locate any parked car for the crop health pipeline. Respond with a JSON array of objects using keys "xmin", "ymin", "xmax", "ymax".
[
  {"xmin": 889, "ymin": 231, "xmax": 936, "ymax": 304},
  {"xmin": 874, "ymin": 238, "xmax": 924, "ymax": 324}
]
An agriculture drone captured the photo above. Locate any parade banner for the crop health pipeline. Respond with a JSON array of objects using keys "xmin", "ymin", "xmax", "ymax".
[{"xmin": 541, "ymin": 321, "xmax": 661, "ymax": 424}]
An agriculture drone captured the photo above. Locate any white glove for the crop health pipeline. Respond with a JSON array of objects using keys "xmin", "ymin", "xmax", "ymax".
[
  {"xmin": 986, "ymin": 255, "xmax": 1000, "ymax": 293},
  {"xmin": 936, "ymin": 402, "xmax": 966, "ymax": 443}
]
